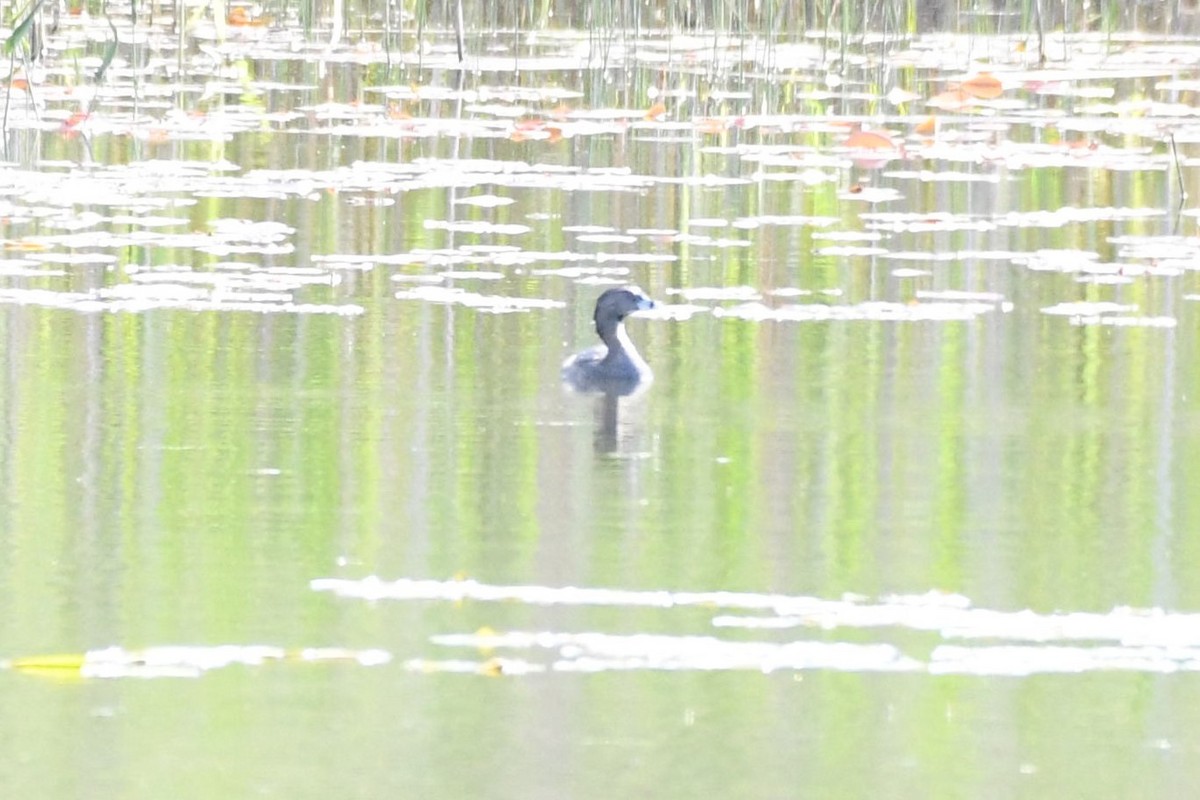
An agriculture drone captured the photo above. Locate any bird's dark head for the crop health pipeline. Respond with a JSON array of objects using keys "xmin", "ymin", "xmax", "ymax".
[{"xmin": 594, "ymin": 286, "xmax": 655, "ymax": 334}]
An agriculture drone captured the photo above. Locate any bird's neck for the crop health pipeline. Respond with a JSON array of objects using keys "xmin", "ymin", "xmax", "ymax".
[
  {"xmin": 600, "ymin": 322, "xmax": 647, "ymax": 370},
  {"xmin": 599, "ymin": 321, "xmax": 627, "ymax": 356}
]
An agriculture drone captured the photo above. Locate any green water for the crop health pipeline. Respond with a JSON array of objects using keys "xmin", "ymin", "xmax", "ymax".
[
  {"xmin": 2, "ymin": 12, "xmax": 1200, "ymax": 797},
  {"xmin": 2, "ymin": 147, "xmax": 1198, "ymax": 795}
]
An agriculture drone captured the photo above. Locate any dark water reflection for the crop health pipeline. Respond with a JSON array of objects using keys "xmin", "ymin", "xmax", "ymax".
[{"xmin": 3, "ymin": 20, "xmax": 1200, "ymax": 799}]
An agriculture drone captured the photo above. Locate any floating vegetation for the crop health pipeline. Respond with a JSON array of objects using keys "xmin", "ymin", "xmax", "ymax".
[
  {"xmin": 429, "ymin": 632, "xmax": 918, "ymax": 674},
  {"xmin": 424, "ymin": 219, "xmax": 532, "ymax": 236},
  {"xmin": 393, "ymin": 285, "xmax": 566, "ymax": 313},
  {"xmin": 0, "ymin": 287, "xmax": 363, "ymax": 316},
  {"xmin": 307, "ymin": 577, "xmax": 1200, "ymax": 677},
  {"xmin": 667, "ymin": 286, "xmax": 762, "ymax": 302},
  {"xmin": 712, "ymin": 300, "xmax": 1006, "ymax": 323},
  {"xmin": 1041, "ymin": 300, "xmax": 1135, "ymax": 316},
  {"xmin": 1075, "ymin": 316, "xmax": 1177, "ymax": 328},
  {"xmin": 5, "ymin": 646, "xmax": 390, "ymax": 680},
  {"xmin": 0, "ymin": 6, "xmax": 1189, "ymax": 337},
  {"xmin": 454, "ymin": 195, "xmax": 516, "ymax": 208},
  {"xmin": 1038, "ymin": 300, "xmax": 1176, "ymax": 327},
  {"xmin": 637, "ymin": 303, "xmax": 710, "ymax": 321}
]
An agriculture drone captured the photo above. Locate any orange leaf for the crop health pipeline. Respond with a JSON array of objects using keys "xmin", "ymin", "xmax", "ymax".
[
  {"xmin": 644, "ymin": 102, "xmax": 667, "ymax": 121},
  {"xmin": 843, "ymin": 129, "xmax": 896, "ymax": 150},
  {"xmin": 927, "ymin": 88, "xmax": 970, "ymax": 111},
  {"xmin": 5, "ymin": 240, "xmax": 49, "ymax": 252},
  {"xmin": 960, "ymin": 72, "xmax": 1003, "ymax": 100},
  {"xmin": 695, "ymin": 117, "xmax": 727, "ymax": 135},
  {"xmin": 913, "ymin": 115, "xmax": 936, "ymax": 136},
  {"xmin": 227, "ymin": 6, "xmax": 269, "ymax": 26},
  {"xmin": 61, "ymin": 111, "xmax": 89, "ymax": 131}
]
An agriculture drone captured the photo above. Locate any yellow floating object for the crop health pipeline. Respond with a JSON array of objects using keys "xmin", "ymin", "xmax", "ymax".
[
  {"xmin": 7, "ymin": 653, "xmax": 87, "ymax": 671},
  {"xmin": 2, "ymin": 240, "xmax": 50, "ymax": 252},
  {"xmin": 6, "ymin": 653, "xmax": 88, "ymax": 680}
]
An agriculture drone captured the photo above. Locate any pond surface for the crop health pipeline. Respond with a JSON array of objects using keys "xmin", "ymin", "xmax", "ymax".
[{"xmin": 3, "ymin": 9, "xmax": 1200, "ymax": 797}]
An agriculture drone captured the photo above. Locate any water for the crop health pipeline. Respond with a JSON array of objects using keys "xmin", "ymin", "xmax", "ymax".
[{"xmin": 3, "ymin": 9, "xmax": 1200, "ymax": 796}]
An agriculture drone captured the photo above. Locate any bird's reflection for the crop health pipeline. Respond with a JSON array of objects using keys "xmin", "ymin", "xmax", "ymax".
[
  {"xmin": 588, "ymin": 388, "xmax": 656, "ymax": 455},
  {"xmin": 594, "ymin": 391, "xmax": 621, "ymax": 454}
]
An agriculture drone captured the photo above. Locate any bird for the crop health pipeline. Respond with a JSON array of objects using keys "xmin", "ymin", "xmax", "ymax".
[{"xmin": 561, "ymin": 286, "xmax": 656, "ymax": 395}]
